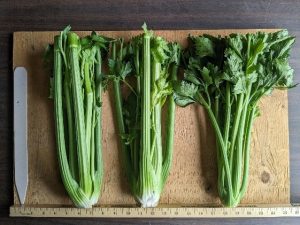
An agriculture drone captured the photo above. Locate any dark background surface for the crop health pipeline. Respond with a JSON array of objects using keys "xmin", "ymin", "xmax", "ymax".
[{"xmin": 0, "ymin": 0, "xmax": 300, "ymax": 224}]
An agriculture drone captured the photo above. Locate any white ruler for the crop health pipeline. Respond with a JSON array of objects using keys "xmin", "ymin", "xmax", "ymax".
[{"xmin": 10, "ymin": 205, "xmax": 300, "ymax": 218}]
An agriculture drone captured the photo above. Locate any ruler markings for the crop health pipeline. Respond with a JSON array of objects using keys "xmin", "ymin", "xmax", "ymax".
[{"xmin": 10, "ymin": 206, "xmax": 300, "ymax": 218}]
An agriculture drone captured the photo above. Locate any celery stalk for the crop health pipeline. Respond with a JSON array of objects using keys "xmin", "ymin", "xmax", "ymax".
[
  {"xmin": 109, "ymin": 25, "xmax": 181, "ymax": 207},
  {"xmin": 48, "ymin": 27, "xmax": 109, "ymax": 208},
  {"xmin": 174, "ymin": 30, "xmax": 295, "ymax": 207}
]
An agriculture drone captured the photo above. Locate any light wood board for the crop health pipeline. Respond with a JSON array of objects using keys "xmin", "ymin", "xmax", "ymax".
[{"xmin": 12, "ymin": 29, "xmax": 290, "ymax": 208}]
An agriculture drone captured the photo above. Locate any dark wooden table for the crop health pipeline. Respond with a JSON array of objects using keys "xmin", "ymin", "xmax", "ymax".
[{"xmin": 1, "ymin": 0, "xmax": 300, "ymax": 224}]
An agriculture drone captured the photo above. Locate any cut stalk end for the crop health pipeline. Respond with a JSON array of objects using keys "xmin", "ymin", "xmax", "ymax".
[
  {"xmin": 137, "ymin": 193, "xmax": 160, "ymax": 208},
  {"xmin": 67, "ymin": 32, "xmax": 80, "ymax": 47}
]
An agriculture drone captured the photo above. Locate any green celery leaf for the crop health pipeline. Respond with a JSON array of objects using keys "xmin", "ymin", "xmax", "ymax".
[{"xmin": 193, "ymin": 36, "xmax": 216, "ymax": 58}]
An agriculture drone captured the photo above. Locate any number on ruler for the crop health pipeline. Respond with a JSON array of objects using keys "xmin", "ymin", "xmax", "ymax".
[{"xmin": 10, "ymin": 206, "xmax": 300, "ymax": 217}]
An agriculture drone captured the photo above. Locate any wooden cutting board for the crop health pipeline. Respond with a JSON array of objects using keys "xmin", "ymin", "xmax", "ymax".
[{"xmin": 12, "ymin": 29, "xmax": 290, "ymax": 208}]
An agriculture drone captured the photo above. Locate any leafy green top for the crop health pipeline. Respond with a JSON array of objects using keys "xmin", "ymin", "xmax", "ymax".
[{"xmin": 174, "ymin": 30, "xmax": 295, "ymax": 108}]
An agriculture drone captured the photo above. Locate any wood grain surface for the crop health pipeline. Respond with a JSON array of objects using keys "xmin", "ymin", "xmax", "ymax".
[
  {"xmin": 12, "ymin": 30, "xmax": 289, "ymax": 208},
  {"xmin": 13, "ymin": 30, "xmax": 290, "ymax": 207},
  {"xmin": 1, "ymin": 0, "xmax": 300, "ymax": 224}
]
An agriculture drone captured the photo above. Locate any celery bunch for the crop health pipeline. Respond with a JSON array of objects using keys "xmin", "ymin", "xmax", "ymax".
[
  {"xmin": 108, "ymin": 24, "xmax": 181, "ymax": 207},
  {"xmin": 174, "ymin": 30, "xmax": 295, "ymax": 207},
  {"xmin": 48, "ymin": 26, "xmax": 109, "ymax": 208}
]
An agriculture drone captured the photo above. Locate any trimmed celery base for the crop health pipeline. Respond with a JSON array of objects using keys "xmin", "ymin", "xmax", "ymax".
[{"xmin": 137, "ymin": 192, "xmax": 160, "ymax": 208}]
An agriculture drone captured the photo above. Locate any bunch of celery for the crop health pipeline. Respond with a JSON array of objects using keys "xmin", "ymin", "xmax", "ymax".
[
  {"xmin": 48, "ymin": 27, "xmax": 110, "ymax": 208},
  {"xmin": 108, "ymin": 25, "xmax": 181, "ymax": 207},
  {"xmin": 174, "ymin": 30, "xmax": 295, "ymax": 207}
]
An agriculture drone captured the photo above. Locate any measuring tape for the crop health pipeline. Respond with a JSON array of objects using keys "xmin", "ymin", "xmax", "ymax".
[{"xmin": 10, "ymin": 205, "xmax": 300, "ymax": 218}]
